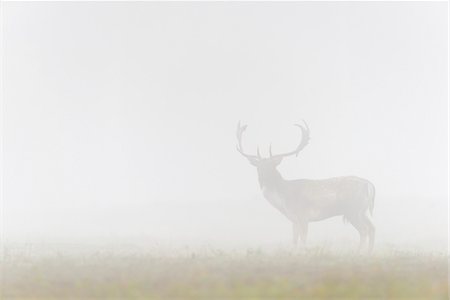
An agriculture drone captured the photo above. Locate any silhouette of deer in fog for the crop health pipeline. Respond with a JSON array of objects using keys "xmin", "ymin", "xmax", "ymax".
[{"xmin": 236, "ymin": 121, "xmax": 375, "ymax": 252}]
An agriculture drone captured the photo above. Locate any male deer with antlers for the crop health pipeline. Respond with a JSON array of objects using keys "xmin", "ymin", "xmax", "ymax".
[{"xmin": 236, "ymin": 121, "xmax": 375, "ymax": 252}]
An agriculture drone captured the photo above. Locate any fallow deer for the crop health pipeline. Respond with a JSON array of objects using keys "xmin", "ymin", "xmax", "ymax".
[{"xmin": 236, "ymin": 121, "xmax": 375, "ymax": 251}]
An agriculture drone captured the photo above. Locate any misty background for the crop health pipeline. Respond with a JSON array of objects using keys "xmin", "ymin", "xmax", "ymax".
[{"xmin": 2, "ymin": 2, "xmax": 448, "ymax": 252}]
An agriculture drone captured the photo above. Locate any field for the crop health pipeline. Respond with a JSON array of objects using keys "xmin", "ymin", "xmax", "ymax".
[{"xmin": 1, "ymin": 245, "xmax": 448, "ymax": 299}]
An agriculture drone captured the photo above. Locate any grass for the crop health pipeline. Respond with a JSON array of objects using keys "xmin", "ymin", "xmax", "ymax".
[{"xmin": 1, "ymin": 246, "xmax": 448, "ymax": 299}]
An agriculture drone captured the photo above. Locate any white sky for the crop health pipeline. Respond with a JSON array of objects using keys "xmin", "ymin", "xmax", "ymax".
[{"xmin": 2, "ymin": 2, "xmax": 448, "ymax": 251}]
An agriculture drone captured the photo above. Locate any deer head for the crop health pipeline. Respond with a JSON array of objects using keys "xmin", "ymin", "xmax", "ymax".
[{"xmin": 236, "ymin": 121, "xmax": 310, "ymax": 186}]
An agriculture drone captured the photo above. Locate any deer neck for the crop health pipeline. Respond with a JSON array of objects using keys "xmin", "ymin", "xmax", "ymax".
[
  {"xmin": 257, "ymin": 168, "xmax": 291, "ymax": 218},
  {"xmin": 257, "ymin": 168, "xmax": 284, "ymax": 192}
]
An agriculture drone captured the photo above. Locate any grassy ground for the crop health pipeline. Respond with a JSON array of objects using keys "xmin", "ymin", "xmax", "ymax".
[{"xmin": 1, "ymin": 247, "xmax": 448, "ymax": 299}]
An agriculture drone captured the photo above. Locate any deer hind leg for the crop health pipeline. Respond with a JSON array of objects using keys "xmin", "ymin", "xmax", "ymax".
[
  {"xmin": 361, "ymin": 214, "xmax": 375, "ymax": 252},
  {"xmin": 347, "ymin": 214, "xmax": 368, "ymax": 252}
]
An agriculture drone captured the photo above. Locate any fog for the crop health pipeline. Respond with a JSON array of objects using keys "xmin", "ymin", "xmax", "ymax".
[{"xmin": 2, "ymin": 2, "xmax": 448, "ymax": 252}]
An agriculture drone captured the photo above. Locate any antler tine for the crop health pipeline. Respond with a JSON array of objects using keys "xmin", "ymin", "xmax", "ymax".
[
  {"xmin": 270, "ymin": 121, "xmax": 311, "ymax": 159},
  {"xmin": 236, "ymin": 121, "xmax": 260, "ymax": 160},
  {"xmin": 269, "ymin": 144, "xmax": 273, "ymax": 157},
  {"xmin": 293, "ymin": 122, "xmax": 310, "ymax": 157},
  {"xmin": 301, "ymin": 119, "xmax": 310, "ymax": 132}
]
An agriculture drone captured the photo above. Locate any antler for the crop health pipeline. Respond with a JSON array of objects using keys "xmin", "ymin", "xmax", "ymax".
[
  {"xmin": 236, "ymin": 121, "xmax": 261, "ymax": 160},
  {"xmin": 269, "ymin": 120, "xmax": 310, "ymax": 159}
]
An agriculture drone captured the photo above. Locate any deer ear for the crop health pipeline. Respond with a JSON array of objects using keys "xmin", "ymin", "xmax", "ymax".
[
  {"xmin": 272, "ymin": 156, "xmax": 283, "ymax": 166},
  {"xmin": 248, "ymin": 157, "xmax": 259, "ymax": 166}
]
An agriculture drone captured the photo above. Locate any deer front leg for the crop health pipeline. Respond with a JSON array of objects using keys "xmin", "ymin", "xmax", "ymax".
[
  {"xmin": 292, "ymin": 221, "xmax": 308, "ymax": 249},
  {"xmin": 299, "ymin": 222, "xmax": 308, "ymax": 247},
  {"xmin": 292, "ymin": 222, "xmax": 300, "ymax": 247}
]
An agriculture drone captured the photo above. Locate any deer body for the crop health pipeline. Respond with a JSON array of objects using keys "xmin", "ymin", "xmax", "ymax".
[
  {"xmin": 260, "ymin": 174, "xmax": 374, "ymax": 222},
  {"xmin": 237, "ymin": 121, "xmax": 375, "ymax": 252}
]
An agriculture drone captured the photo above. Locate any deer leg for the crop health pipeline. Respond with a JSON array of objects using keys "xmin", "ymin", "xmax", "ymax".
[
  {"xmin": 361, "ymin": 215, "xmax": 375, "ymax": 253},
  {"xmin": 292, "ymin": 222, "xmax": 300, "ymax": 247},
  {"xmin": 298, "ymin": 222, "xmax": 309, "ymax": 248},
  {"xmin": 292, "ymin": 221, "xmax": 308, "ymax": 253},
  {"xmin": 348, "ymin": 215, "xmax": 367, "ymax": 252}
]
